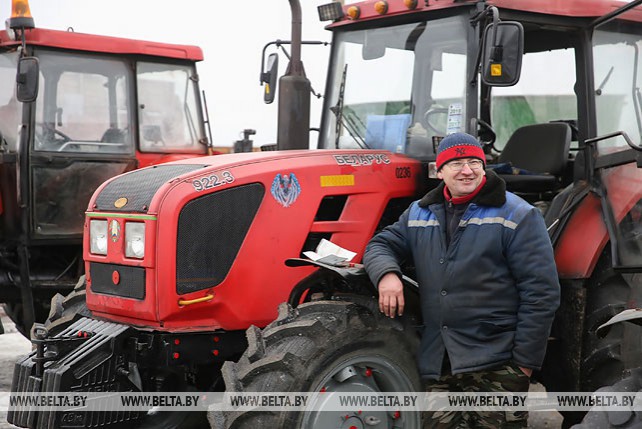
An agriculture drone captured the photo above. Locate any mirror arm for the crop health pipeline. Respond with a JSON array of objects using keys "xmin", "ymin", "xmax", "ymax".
[
  {"xmin": 260, "ymin": 40, "xmax": 328, "ymax": 84},
  {"xmin": 260, "ymin": 40, "xmax": 284, "ymax": 84},
  {"xmin": 21, "ymin": 30, "xmax": 26, "ymax": 53},
  {"xmin": 471, "ymin": 6, "xmax": 499, "ymax": 46},
  {"xmin": 469, "ymin": 5, "xmax": 500, "ymax": 84}
]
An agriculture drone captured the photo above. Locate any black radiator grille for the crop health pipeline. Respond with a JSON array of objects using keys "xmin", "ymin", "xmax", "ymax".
[
  {"xmin": 176, "ymin": 183, "xmax": 264, "ymax": 295},
  {"xmin": 90, "ymin": 263, "xmax": 146, "ymax": 300},
  {"xmin": 95, "ymin": 164, "xmax": 205, "ymax": 213}
]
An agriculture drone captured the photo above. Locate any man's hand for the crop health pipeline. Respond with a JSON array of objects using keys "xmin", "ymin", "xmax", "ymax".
[
  {"xmin": 519, "ymin": 367, "xmax": 532, "ymax": 377},
  {"xmin": 378, "ymin": 272, "xmax": 404, "ymax": 318}
]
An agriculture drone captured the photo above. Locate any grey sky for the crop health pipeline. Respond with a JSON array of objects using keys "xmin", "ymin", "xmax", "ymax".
[{"xmin": 2, "ymin": 0, "xmax": 333, "ymax": 148}]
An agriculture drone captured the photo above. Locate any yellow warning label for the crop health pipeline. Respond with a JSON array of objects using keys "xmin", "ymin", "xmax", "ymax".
[
  {"xmin": 320, "ymin": 175, "xmax": 355, "ymax": 187},
  {"xmin": 490, "ymin": 63, "xmax": 502, "ymax": 76}
]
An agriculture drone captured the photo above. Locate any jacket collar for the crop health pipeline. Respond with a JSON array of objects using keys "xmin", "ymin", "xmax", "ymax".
[{"xmin": 418, "ymin": 170, "xmax": 506, "ymax": 208}]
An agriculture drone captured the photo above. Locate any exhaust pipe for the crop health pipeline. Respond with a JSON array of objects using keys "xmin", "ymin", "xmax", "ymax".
[{"xmin": 276, "ymin": 0, "xmax": 311, "ymax": 151}]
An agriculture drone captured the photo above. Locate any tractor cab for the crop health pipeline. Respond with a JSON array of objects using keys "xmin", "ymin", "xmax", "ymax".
[
  {"xmin": 0, "ymin": 0, "xmax": 209, "ymax": 334},
  {"xmin": 315, "ymin": 0, "xmax": 642, "ymax": 218},
  {"xmin": 0, "ymin": 33, "xmax": 207, "ymax": 238}
]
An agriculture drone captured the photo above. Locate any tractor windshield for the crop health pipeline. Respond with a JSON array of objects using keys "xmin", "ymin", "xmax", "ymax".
[
  {"xmin": 137, "ymin": 61, "xmax": 206, "ymax": 154},
  {"xmin": 319, "ymin": 14, "xmax": 470, "ymax": 156},
  {"xmin": 33, "ymin": 50, "xmax": 134, "ymax": 154},
  {"xmin": 29, "ymin": 51, "xmax": 206, "ymax": 155}
]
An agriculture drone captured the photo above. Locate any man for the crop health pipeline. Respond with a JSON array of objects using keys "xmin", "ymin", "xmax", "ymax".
[{"xmin": 363, "ymin": 132, "xmax": 560, "ymax": 428}]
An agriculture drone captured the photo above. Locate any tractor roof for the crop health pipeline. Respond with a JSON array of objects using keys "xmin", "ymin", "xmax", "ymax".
[
  {"xmin": 0, "ymin": 27, "xmax": 203, "ymax": 61},
  {"xmin": 325, "ymin": 0, "xmax": 642, "ymax": 28}
]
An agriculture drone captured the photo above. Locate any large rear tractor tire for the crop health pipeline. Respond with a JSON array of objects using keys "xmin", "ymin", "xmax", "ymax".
[
  {"xmin": 561, "ymin": 251, "xmax": 642, "ymax": 427},
  {"xmin": 209, "ymin": 299, "xmax": 422, "ymax": 429},
  {"xmin": 581, "ymin": 253, "xmax": 642, "ymax": 392},
  {"xmin": 571, "ymin": 368, "xmax": 642, "ymax": 428}
]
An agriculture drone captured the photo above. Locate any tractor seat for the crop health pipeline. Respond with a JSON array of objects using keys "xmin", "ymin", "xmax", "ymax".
[
  {"xmin": 495, "ymin": 123, "xmax": 571, "ymax": 194},
  {"xmin": 100, "ymin": 127, "xmax": 127, "ymax": 143}
]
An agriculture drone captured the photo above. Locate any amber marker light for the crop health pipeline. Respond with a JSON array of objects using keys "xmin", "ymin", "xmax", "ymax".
[
  {"xmin": 404, "ymin": 0, "xmax": 418, "ymax": 9},
  {"xmin": 8, "ymin": 0, "xmax": 35, "ymax": 29},
  {"xmin": 346, "ymin": 5, "xmax": 361, "ymax": 20},
  {"xmin": 374, "ymin": 1, "xmax": 389, "ymax": 14}
]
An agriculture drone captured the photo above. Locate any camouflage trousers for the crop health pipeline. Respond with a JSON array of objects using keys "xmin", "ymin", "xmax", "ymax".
[{"xmin": 423, "ymin": 362, "xmax": 530, "ymax": 429}]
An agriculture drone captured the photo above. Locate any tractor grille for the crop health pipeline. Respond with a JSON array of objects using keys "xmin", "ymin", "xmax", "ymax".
[
  {"xmin": 176, "ymin": 183, "xmax": 264, "ymax": 295},
  {"xmin": 9, "ymin": 318, "xmax": 137, "ymax": 429},
  {"xmin": 90, "ymin": 263, "xmax": 146, "ymax": 300},
  {"xmin": 95, "ymin": 164, "xmax": 205, "ymax": 213}
]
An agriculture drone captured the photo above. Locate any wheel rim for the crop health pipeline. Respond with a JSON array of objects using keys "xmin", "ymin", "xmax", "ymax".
[{"xmin": 302, "ymin": 354, "xmax": 421, "ymax": 429}]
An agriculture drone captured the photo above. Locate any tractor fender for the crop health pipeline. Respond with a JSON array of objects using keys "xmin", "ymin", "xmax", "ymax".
[
  {"xmin": 284, "ymin": 258, "xmax": 373, "ymax": 306},
  {"xmin": 556, "ymin": 162, "xmax": 642, "ymax": 279},
  {"xmin": 554, "ymin": 193, "xmax": 607, "ymax": 279}
]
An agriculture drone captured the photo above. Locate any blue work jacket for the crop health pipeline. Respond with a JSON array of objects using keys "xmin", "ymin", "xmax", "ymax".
[{"xmin": 364, "ymin": 171, "xmax": 560, "ymax": 380}]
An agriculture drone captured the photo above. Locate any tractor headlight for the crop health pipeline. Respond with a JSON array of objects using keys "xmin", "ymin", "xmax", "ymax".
[
  {"xmin": 125, "ymin": 222, "xmax": 145, "ymax": 259},
  {"xmin": 90, "ymin": 220, "xmax": 108, "ymax": 255}
]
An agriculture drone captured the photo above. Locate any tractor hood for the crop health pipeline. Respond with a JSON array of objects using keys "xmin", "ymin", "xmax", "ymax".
[{"xmin": 83, "ymin": 150, "xmax": 421, "ymax": 331}]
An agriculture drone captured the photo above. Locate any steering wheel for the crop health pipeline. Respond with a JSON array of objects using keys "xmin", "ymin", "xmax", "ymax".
[
  {"xmin": 477, "ymin": 118, "xmax": 498, "ymax": 151},
  {"xmin": 34, "ymin": 124, "xmax": 72, "ymax": 150},
  {"xmin": 423, "ymin": 105, "xmax": 449, "ymax": 135}
]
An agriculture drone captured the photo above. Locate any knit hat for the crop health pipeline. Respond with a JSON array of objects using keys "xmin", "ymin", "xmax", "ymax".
[{"xmin": 436, "ymin": 133, "xmax": 485, "ymax": 170}]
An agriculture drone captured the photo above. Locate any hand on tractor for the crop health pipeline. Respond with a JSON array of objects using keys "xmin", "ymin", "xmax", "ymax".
[{"xmin": 378, "ymin": 272, "xmax": 404, "ymax": 318}]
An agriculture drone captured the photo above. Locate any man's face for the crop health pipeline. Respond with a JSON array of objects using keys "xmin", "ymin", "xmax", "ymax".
[{"xmin": 437, "ymin": 158, "xmax": 485, "ymax": 198}]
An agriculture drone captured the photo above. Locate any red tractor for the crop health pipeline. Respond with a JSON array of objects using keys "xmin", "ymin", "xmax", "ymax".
[
  {"xmin": 9, "ymin": 0, "xmax": 642, "ymax": 428},
  {"xmin": 0, "ymin": 0, "xmax": 212, "ymax": 336}
]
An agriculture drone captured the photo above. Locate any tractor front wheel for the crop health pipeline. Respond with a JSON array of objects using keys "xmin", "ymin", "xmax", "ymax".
[{"xmin": 209, "ymin": 299, "xmax": 422, "ymax": 429}]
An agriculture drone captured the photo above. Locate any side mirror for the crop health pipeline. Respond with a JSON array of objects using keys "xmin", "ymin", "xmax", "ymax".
[
  {"xmin": 261, "ymin": 53, "xmax": 279, "ymax": 104},
  {"xmin": 16, "ymin": 56, "xmax": 39, "ymax": 102},
  {"xmin": 481, "ymin": 21, "xmax": 523, "ymax": 87}
]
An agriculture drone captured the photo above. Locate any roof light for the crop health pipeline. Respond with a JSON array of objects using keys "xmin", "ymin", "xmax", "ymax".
[
  {"xmin": 8, "ymin": 0, "xmax": 35, "ymax": 30},
  {"xmin": 318, "ymin": 2, "xmax": 344, "ymax": 22},
  {"xmin": 346, "ymin": 5, "xmax": 361, "ymax": 20},
  {"xmin": 374, "ymin": 1, "xmax": 389, "ymax": 14},
  {"xmin": 404, "ymin": 0, "xmax": 418, "ymax": 9}
]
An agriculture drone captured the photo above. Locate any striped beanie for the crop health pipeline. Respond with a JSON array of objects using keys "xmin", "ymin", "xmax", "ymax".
[{"xmin": 436, "ymin": 133, "xmax": 486, "ymax": 170}]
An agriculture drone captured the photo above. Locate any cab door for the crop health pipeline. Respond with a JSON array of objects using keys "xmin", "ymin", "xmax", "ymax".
[{"xmin": 29, "ymin": 49, "xmax": 137, "ymax": 238}]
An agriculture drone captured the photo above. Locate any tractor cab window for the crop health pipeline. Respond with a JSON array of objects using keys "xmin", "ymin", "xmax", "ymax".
[
  {"xmin": 593, "ymin": 16, "xmax": 642, "ymax": 155},
  {"xmin": 0, "ymin": 51, "xmax": 21, "ymax": 152},
  {"xmin": 137, "ymin": 62, "xmax": 206, "ymax": 154},
  {"xmin": 490, "ymin": 48, "xmax": 577, "ymax": 151},
  {"xmin": 33, "ymin": 50, "xmax": 133, "ymax": 154},
  {"xmin": 319, "ymin": 15, "xmax": 469, "ymax": 157}
]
